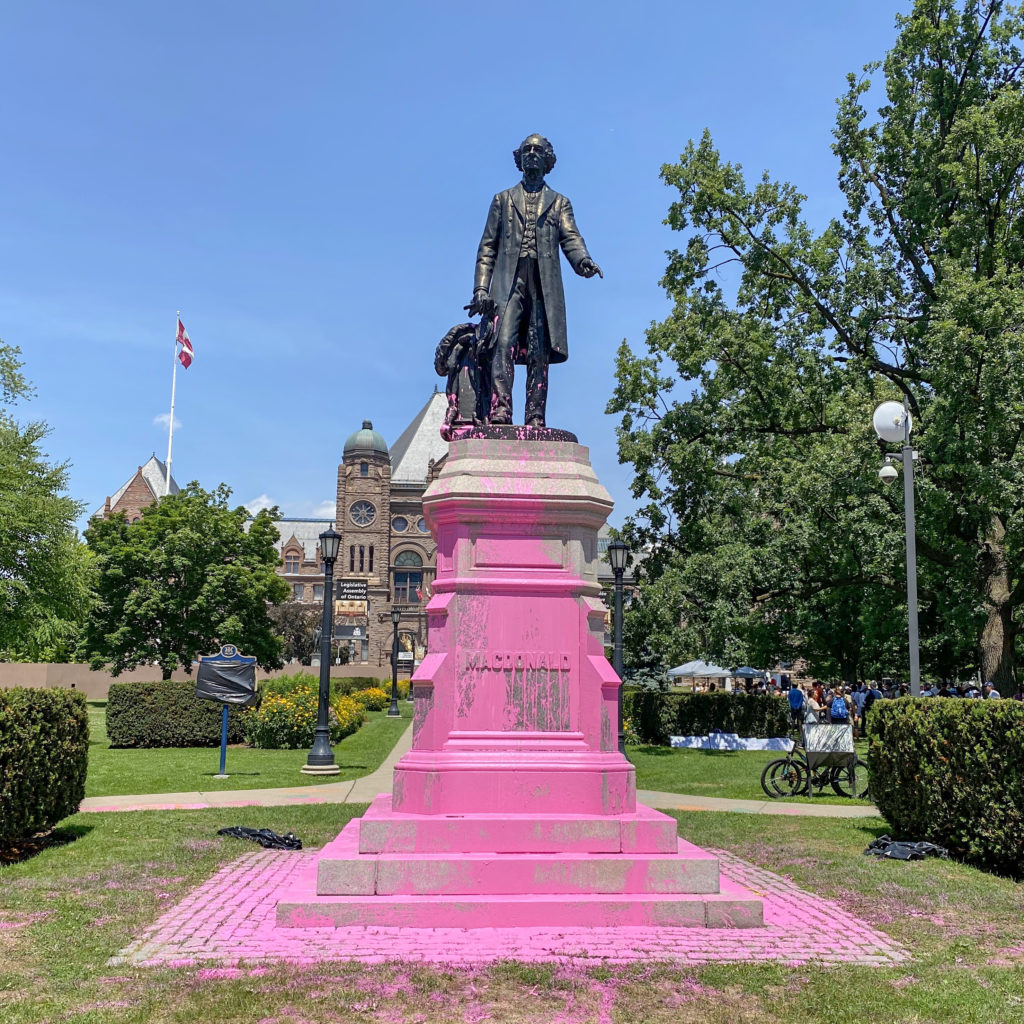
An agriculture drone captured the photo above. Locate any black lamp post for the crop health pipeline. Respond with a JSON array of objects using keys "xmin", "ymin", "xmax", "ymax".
[
  {"xmin": 608, "ymin": 538, "xmax": 629, "ymax": 755},
  {"xmin": 302, "ymin": 527, "xmax": 341, "ymax": 775},
  {"xmin": 387, "ymin": 604, "xmax": 402, "ymax": 717}
]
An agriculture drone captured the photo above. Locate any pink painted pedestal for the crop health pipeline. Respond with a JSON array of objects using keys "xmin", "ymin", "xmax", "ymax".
[{"xmin": 277, "ymin": 439, "xmax": 763, "ymax": 929}]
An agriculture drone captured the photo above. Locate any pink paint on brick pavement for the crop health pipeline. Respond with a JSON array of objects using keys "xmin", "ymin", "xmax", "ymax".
[
  {"xmin": 272, "ymin": 438, "xmax": 766, "ymax": 929},
  {"xmin": 83, "ymin": 802, "xmax": 211, "ymax": 813},
  {"xmin": 111, "ymin": 847, "xmax": 908, "ymax": 967}
]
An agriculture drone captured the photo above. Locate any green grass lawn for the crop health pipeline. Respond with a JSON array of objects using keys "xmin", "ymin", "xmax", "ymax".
[
  {"xmin": 84, "ymin": 701, "xmax": 412, "ymax": 798},
  {"xmin": 2, "ymin": 805, "xmax": 1022, "ymax": 1023},
  {"xmin": 629, "ymin": 742, "xmax": 874, "ymax": 806}
]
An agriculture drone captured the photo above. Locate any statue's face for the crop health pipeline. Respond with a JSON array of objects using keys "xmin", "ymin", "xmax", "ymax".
[{"xmin": 519, "ymin": 136, "xmax": 548, "ymax": 174}]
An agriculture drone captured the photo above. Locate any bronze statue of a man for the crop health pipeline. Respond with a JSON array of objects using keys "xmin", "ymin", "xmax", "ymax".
[{"xmin": 468, "ymin": 134, "xmax": 602, "ymax": 427}]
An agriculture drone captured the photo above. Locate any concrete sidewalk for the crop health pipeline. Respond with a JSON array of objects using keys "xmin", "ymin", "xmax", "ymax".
[
  {"xmin": 638, "ymin": 789, "xmax": 880, "ymax": 818},
  {"xmin": 78, "ymin": 720, "xmax": 416, "ymax": 814},
  {"xmin": 79, "ymin": 724, "xmax": 881, "ymax": 819}
]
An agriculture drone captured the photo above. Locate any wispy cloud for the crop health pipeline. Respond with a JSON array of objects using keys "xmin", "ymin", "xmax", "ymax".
[
  {"xmin": 153, "ymin": 412, "xmax": 181, "ymax": 429},
  {"xmin": 245, "ymin": 494, "xmax": 276, "ymax": 515},
  {"xmin": 312, "ymin": 500, "xmax": 336, "ymax": 518}
]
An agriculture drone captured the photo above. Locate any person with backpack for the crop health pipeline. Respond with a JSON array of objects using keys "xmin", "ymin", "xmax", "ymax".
[{"xmin": 828, "ymin": 687, "xmax": 852, "ymax": 725}]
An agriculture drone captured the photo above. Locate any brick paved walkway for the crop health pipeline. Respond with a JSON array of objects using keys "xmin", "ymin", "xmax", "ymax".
[{"xmin": 111, "ymin": 848, "xmax": 909, "ymax": 968}]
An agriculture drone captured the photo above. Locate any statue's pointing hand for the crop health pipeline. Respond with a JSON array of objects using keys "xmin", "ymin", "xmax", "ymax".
[{"xmin": 579, "ymin": 258, "xmax": 603, "ymax": 279}]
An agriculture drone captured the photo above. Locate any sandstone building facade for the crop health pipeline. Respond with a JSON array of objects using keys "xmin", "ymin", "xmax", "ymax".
[{"xmin": 273, "ymin": 392, "xmax": 448, "ymax": 677}]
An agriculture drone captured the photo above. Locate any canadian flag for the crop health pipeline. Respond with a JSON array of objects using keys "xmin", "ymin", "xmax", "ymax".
[{"xmin": 176, "ymin": 318, "xmax": 194, "ymax": 369}]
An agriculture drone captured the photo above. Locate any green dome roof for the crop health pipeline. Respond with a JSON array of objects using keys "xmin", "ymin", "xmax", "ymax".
[{"xmin": 344, "ymin": 419, "xmax": 388, "ymax": 456}]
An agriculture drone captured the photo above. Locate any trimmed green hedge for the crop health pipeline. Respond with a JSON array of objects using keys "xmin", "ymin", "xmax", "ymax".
[
  {"xmin": 868, "ymin": 698, "xmax": 1024, "ymax": 877},
  {"xmin": 623, "ymin": 690, "xmax": 790, "ymax": 745},
  {"xmin": 1, "ymin": 688, "xmax": 89, "ymax": 842},
  {"xmin": 106, "ymin": 681, "xmax": 249, "ymax": 748}
]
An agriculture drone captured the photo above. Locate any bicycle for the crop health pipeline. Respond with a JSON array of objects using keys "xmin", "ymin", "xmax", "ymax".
[{"xmin": 760, "ymin": 747, "xmax": 870, "ymax": 799}]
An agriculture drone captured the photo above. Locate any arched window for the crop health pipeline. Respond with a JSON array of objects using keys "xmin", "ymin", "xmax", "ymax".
[
  {"xmin": 360, "ymin": 462, "xmax": 369, "ymax": 477},
  {"xmin": 359, "ymin": 545, "xmax": 365, "ymax": 572},
  {"xmin": 394, "ymin": 551, "xmax": 424, "ymax": 604},
  {"xmin": 349, "ymin": 545, "xmax": 355, "ymax": 572},
  {"xmin": 369, "ymin": 545, "xmax": 374, "ymax": 572}
]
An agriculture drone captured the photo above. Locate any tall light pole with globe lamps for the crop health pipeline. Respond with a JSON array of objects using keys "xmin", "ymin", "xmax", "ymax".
[
  {"xmin": 607, "ymin": 538, "xmax": 629, "ymax": 754},
  {"xmin": 302, "ymin": 527, "xmax": 342, "ymax": 774},
  {"xmin": 387, "ymin": 604, "xmax": 402, "ymax": 717},
  {"xmin": 873, "ymin": 399, "xmax": 921, "ymax": 697}
]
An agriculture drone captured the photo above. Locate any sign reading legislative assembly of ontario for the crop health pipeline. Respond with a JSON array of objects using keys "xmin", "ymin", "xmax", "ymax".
[{"xmin": 335, "ymin": 580, "xmax": 369, "ymax": 602}]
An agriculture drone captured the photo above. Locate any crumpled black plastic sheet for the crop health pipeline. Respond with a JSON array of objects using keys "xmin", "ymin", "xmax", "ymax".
[
  {"xmin": 195, "ymin": 661, "xmax": 258, "ymax": 706},
  {"xmin": 864, "ymin": 834, "xmax": 949, "ymax": 861},
  {"xmin": 216, "ymin": 826, "xmax": 302, "ymax": 850}
]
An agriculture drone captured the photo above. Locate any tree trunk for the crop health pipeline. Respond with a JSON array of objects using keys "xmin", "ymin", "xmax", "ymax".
[{"xmin": 979, "ymin": 527, "xmax": 1016, "ymax": 695}]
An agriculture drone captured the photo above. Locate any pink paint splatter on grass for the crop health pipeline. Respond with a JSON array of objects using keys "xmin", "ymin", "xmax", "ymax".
[{"xmin": 0, "ymin": 911, "xmax": 53, "ymax": 929}]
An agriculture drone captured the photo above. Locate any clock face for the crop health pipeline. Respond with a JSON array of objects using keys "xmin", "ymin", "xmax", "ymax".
[{"xmin": 350, "ymin": 500, "xmax": 376, "ymax": 527}]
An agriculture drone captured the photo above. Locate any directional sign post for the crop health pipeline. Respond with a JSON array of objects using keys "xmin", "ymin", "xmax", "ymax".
[{"xmin": 195, "ymin": 644, "xmax": 257, "ymax": 778}]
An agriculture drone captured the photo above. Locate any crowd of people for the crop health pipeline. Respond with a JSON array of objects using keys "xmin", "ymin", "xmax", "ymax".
[
  {"xmin": 778, "ymin": 679, "xmax": 1016, "ymax": 738},
  {"xmin": 689, "ymin": 674, "xmax": 1021, "ymax": 739}
]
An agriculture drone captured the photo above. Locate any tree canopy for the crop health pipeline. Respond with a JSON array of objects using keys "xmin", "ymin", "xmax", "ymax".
[
  {"xmin": 268, "ymin": 600, "xmax": 323, "ymax": 666},
  {"xmin": 0, "ymin": 340, "xmax": 89, "ymax": 660},
  {"xmin": 83, "ymin": 483, "xmax": 290, "ymax": 678},
  {"xmin": 610, "ymin": 1, "xmax": 1024, "ymax": 689}
]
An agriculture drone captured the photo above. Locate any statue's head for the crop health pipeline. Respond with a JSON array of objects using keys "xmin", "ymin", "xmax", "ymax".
[{"xmin": 513, "ymin": 134, "xmax": 556, "ymax": 174}]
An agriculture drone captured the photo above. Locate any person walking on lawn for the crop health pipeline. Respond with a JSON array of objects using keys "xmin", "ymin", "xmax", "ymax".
[
  {"xmin": 861, "ymin": 684, "xmax": 878, "ymax": 737},
  {"xmin": 787, "ymin": 685, "xmax": 806, "ymax": 731},
  {"xmin": 851, "ymin": 684, "xmax": 868, "ymax": 737}
]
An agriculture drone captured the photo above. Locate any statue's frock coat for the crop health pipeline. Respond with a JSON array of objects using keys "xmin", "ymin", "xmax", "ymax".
[{"xmin": 473, "ymin": 182, "xmax": 593, "ymax": 365}]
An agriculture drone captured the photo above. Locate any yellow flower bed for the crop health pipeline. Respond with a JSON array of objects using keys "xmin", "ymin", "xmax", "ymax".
[
  {"xmin": 244, "ymin": 688, "xmax": 366, "ymax": 749},
  {"xmin": 350, "ymin": 687, "xmax": 390, "ymax": 712}
]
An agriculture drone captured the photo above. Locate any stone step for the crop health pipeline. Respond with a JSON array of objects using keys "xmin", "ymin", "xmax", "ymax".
[
  {"xmin": 276, "ymin": 876, "xmax": 764, "ymax": 930},
  {"xmin": 317, "ymin": 820, "xmax": 719, "ymax": 896},
  {"xmin": 357, "ymin": 793, "xmax": 678, "ymax": 854}
]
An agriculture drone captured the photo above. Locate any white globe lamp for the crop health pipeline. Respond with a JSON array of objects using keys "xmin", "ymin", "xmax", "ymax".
[{"xmin": 873, "ymin": 401, "xmax": 912, "ymax": 443}]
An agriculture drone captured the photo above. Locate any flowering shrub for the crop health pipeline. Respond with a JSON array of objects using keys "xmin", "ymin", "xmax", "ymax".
[
  {"xmin": 623, "ymin": 716, "xmax": 641, "ymax": 747},
  {"xmin": 350, "ymin": 687, "xmax": 390, "ymax": 712},
  {"xmin": 244, "ymin": 688, "xmax": 365, "ymax": 749},
  {"xmin": 331, "ymin": 694, "xmax": 365, "ymax": 737}
]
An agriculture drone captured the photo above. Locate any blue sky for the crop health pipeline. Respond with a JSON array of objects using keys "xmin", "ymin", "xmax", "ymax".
[{"xmin": 0, "ymin": 1, "xmax": 906, "ymax": 530}]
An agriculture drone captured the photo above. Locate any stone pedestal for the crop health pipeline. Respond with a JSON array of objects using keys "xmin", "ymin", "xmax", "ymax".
[{"xmin": 277, "ymin": 438, "xmax": 763, "ymax": 930}]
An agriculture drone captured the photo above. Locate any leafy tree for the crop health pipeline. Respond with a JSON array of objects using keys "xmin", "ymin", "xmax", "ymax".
[
  {"xmin": 0, "ymin": 340, "xmax": 89, "ymax": 660},
  {"xmin": 83, "ymin": 483, "xmax": 290, "ymax": 678},
  {"xmin": 268, "ymin": 600, "xmax": 323, "ymax": 665},
  {"xmin": 610, "ymin": 1, "xmax": 1024, "ymax": 690}
]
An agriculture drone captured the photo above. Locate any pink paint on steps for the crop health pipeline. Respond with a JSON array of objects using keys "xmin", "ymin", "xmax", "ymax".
[
  {"xmin": 272, "ymin": 439, "xmax": 765, "ymax": 931},
  {"xmin": 114, "ymin": 847, "xmax": 908, "ymax": 967}
]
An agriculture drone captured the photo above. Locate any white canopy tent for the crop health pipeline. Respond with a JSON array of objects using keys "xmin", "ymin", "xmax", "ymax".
[{"xmin": 667, "ymin": 660, "xmax": 731, "ymax": 679}]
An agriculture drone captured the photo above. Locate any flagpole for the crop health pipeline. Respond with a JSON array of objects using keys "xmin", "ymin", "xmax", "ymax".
[{"xmin": 165, "ymin": 311, "xmax": 179, "ymax": 497}]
